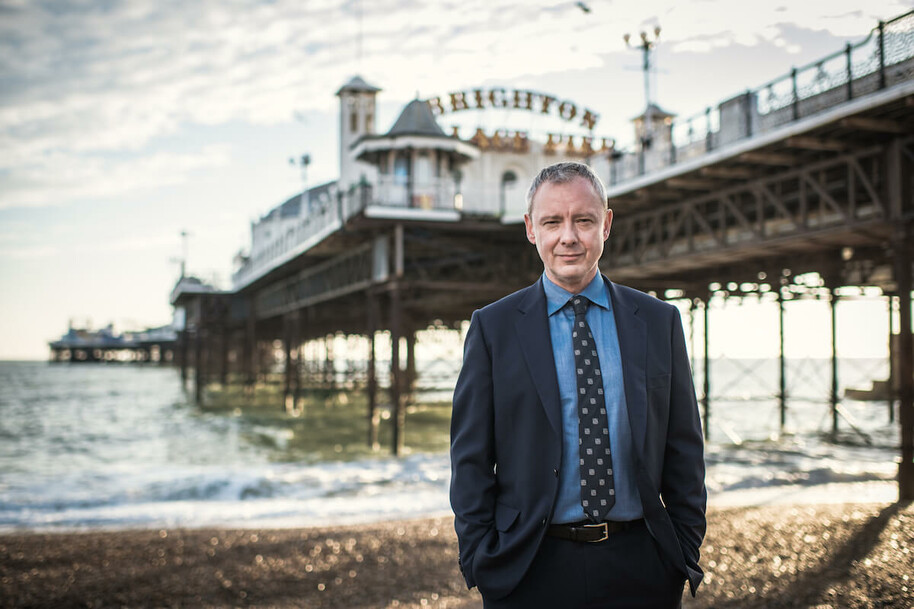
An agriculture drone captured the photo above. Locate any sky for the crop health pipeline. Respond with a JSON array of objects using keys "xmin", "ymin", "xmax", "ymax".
[{"xmin": 1, "ymin": 0, "xmax": 911, "ymax": 360}]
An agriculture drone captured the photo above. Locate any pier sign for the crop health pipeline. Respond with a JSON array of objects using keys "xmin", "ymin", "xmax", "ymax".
[{"xmin": 426, "ymin": 87, "xmax": 600, "ymax": 131}]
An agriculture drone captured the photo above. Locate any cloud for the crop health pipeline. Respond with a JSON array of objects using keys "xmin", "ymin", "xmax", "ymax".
[
  {"xmin": 0, "ymin": 145, "xmax": 232, "ymax": 209},
  {"xmin": 660, "ymin": 0, "xmax": 911, "ymax": 53},
  {"xmin": 0, "ymin": 0, "xmax": 910, "ymax": 172},
  {"xmin": 0, "ymin": 244, "xmax": 58, "ymax": 260}
]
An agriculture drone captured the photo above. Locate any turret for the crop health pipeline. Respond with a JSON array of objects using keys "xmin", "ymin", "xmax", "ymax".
[
  {"xmin": 632, "ymin": 102, "xmax": 675, "ymax": 173},
  {"xmin": 337, "ymin": 75, "xmax": 381, "ymax": 191},
  {"xmin": 351, "ymin": 98, "xmax": 479, "ymax": 210}
]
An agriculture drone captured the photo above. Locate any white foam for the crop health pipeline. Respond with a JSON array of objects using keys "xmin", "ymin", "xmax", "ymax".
[{"xmin": 0, "ymin": 453, "xmax": 453, "ymax": 532}]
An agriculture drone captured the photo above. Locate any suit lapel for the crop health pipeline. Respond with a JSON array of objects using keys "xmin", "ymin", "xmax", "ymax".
[
  {"xmin": 515, "ymin": 281, "xmax": 563, "ymax": 436},
  {"xmin": 607, "ymin": 278, "xmax": 648, "ymax": 458}
]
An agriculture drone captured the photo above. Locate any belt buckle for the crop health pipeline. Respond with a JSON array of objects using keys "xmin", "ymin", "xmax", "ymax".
[{"xmin": 583, "ymin": 522, "xmax": 609, "ymax": 543}]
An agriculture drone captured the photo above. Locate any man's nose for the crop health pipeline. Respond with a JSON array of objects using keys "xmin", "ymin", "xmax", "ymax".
[{"xmin": 559, "ymin": 221, "xmax": 577, "ymax": 244}]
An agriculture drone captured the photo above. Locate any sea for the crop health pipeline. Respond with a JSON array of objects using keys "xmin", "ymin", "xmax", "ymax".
[{"xmin": 0, "ymin": 359, "xmax": 900, "ymax": 533}]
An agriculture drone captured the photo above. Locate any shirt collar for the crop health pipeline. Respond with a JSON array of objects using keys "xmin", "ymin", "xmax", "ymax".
[{"xmin": 542, "ymin": 272, "xmax": 610, "ymax": 316}]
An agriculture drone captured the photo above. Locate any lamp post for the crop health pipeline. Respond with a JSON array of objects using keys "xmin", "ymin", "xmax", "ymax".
[
  {"xmin": 170, "ymin": 230, "xmax": 190, "ymax": 280},
  {"xmin": 290, "ymin": 153, "xmax": 312, "ymax": 213},
  {"xmin": 624, "ymin": 26, "xmax": 661, "ymax": 151}
]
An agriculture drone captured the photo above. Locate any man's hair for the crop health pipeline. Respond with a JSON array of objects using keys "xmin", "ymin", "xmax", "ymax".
[{"xmin": 525, "ymin": 161, "xmax": 608, "ymax": 216}]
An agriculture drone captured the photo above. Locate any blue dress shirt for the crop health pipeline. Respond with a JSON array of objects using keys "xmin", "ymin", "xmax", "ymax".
[{"xmin": 542, "ymin": 273, "xmax": 643, "ymax": 523}]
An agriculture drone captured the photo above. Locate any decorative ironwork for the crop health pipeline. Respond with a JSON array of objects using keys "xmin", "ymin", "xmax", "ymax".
[
  {"xmin": 607, "ymin": 145, "xmax": 890, "ymax": 273},
  {"xmin": 255, "ymin": 244, "xmax": 375, "ymax": 320}
]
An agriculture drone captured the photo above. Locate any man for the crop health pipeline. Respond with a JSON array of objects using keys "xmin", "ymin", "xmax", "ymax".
[{"xmin": 450, "ymin": 161, "xmax": 706, "ymax": 608}]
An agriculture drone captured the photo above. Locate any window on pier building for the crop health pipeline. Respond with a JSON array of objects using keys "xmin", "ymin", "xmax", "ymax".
[
  {"xmin": 416, "ymin": 151, "xmax": 431, "ymax": 184},
  {"xmin": 394, "ymin": 151, "xmax": 410, "ymax": 185},
  {"xmin": 500, "ymin": 170, "xmax": 519, "ymax": 216}
]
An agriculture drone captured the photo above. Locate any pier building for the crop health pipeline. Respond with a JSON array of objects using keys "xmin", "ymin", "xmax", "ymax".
[{"xmin": 172, "ymin": 11, "xmax": 914, "ymax": 497}]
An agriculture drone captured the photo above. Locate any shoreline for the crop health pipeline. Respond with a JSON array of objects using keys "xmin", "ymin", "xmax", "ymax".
[
  {"xmin": 1, "ymin": 479, "xmax": 897, "ymax": 537},
  {"xmin": 2, "ymin": 502, "xmax": 911, "ymax": 609}
]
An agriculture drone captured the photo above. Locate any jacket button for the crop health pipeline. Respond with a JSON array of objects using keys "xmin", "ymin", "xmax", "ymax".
[
  {"xmin": 553, "ymin": 468, "xmax": 559, "ymax": 477},
  {"xmin": 541, "ymin": 517, "xmax": 547, "ymax": 526}
]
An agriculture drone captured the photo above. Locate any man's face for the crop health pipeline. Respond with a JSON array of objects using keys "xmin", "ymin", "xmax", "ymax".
[{"xmin": 524, "ymin": 177, "xmax": 612, "ymax": 294}]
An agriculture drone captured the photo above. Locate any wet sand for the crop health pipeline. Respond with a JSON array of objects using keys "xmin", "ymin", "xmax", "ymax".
[{"xmin": 1, "ymin": 502, "xmax": 911, "ymax": 608}]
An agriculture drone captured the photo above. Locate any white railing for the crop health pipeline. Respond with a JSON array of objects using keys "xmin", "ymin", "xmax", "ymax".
[
  {"xmin": 608, "ymin": 9, "xmax": 914, "ymax": 187},
  {"xmin": 232, "ymin": 187, "xmax": 372, "ymax": 289},
  {"xmin": 372, "ymin": 175, "xmax": 461, "ymax": 210}
]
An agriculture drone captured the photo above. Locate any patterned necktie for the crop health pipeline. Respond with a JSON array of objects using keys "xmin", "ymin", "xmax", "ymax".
[{"xmin": 571, "ymin": 295, "xmax": 615, "ymax": 522}]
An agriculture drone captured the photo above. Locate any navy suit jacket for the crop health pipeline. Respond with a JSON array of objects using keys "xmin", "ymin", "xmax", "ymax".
[{"xmin": 450, "ymin": 276, "xmax": 707, "ymax": 600}]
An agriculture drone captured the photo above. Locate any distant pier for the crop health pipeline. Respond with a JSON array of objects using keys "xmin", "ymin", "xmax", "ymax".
[{"xmin": 49, "ymin": 323, "xmax": 177, "ymax": 363}]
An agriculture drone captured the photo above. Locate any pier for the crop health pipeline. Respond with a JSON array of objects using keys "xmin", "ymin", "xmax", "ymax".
[
  {"xmin": 49, "ymin": 323, "xmax": 177, "ymax": 364},
  {"xmin": 171, "ymin": 11, "xmax": 914, "ymax": 496}
]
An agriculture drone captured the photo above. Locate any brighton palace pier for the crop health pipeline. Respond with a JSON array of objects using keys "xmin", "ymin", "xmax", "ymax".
[{"xmin": 172, "ymin": 11, "xmax": 914, "ymax": 495}]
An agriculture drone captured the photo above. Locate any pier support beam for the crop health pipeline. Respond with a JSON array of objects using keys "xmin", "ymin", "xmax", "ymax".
[
  {"xmin": 702, "ymin": 295, "xmax": 711, "ymax": 441},
  {"xmin": 405, "ymin": 330, "xmax": 417, "ymax": 402},
  {"xmin": 292, "ymin": 312, "xmax": 303, "ymax": 413},
  {"xmin": 778, "ymin": 288, "xmax": 787, "ymax": 432},
  {"xmin": 367, "ymin": 292, "xmax": 380, "ymax": 451},
  {"xmin": 282, "ymin": 312, "xmax": 302, "ymax": 413},
  {"xmin": 390, "ymin": 283, "xmax": 405, "ymax": 456},
  {"xmin": 243, "ymin": 297, "xmax": 257, "ymax": 396},
  {"xmin": 895, "ymin": 236, "xmax": 914, "ymax": 500},
  {"xmin": 888, "ymin": 295, "xmax": 896, "ymax": 424},
  {"xmin": 688, "ymin": 300, "xmax": 697, "ymax": 372},
  {"xmin": 193, "ymin": 300, "xmax": 207, "ymax": 404},
  {"xmin": 179, "ymin": 328, "xmax": 189, "ymax": 387},
  {"xmin": 829, "ymin": 285, "xmax": 840, "ymax": 439},
  {"xmin": 219, "ymin": 327, "xmax": 229, "ymax": 387},
  {"xmin": 283, "ymin": 314, "xmax": 292, "ymax": 411}
]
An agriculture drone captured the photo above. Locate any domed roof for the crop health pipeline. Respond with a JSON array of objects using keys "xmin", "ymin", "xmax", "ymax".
[
  {"xmin": 387, "ymin": 99, "xmax": 447, "ymax": 137},
  {"xmin": 336, "ymin": 75, "xmax": 381, "ymax": 96}
]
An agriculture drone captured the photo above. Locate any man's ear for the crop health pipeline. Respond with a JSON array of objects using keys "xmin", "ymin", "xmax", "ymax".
[
  {"xmin": 604, "ymin": 209, "xmax": 613, "ymax": 240},
  {"xmin": 524, "ymin": 214, "xmax": 536, "ymax": 245}
]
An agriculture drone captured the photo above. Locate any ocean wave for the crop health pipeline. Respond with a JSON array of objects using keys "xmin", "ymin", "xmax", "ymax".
[{"xmin": 0, "ymin": 453, "xmax": 452, "ymax": 531}]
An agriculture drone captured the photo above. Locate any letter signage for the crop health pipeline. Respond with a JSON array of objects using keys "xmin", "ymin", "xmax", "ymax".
[{"xmin": 426, "ymin": 86, "xmax": 600, "ymax": 131}]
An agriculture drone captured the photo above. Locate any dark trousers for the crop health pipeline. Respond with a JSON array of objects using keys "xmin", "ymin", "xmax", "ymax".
[{"xmin": 482, "ymin": 522, "xmax": 685, "ymax": 609}]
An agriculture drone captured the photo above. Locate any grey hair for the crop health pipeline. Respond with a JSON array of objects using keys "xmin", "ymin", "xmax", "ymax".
[{"xmin": 525, "ymin": 161, "xmax": 608, "ymax": 216}]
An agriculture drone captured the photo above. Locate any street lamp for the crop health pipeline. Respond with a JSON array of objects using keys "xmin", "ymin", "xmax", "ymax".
[
  {"xmin": 290, "ymin": 154, "xmax": 312, "ymax": 213},
  {"xmin": 624, "ymin": 25, "xmax": 661, "ymax": 150}
]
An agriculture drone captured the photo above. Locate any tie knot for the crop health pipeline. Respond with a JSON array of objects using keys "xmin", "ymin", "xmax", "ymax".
[{"xmin": 571, "ymin": 296, "xmax": 589, "ymax": 317}]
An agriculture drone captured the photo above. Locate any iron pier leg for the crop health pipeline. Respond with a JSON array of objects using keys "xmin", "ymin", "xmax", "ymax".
[
  {"xmin": 702, "ymin": 296, "xmax": 711, "ymax": 442},
  {"xmin": 896, "ymin": 235, "xmax": 914, "ymax": 500},
  {"xmin": 367, "ymin": 292, "xmax": 380, "ymax": 451},
  {"xmin": 283, "ymin": 314, "xmax": 293, "ymax": 412},
  {"xmin": 887, "ymin": 137, "xmax": 913, "ymax": 499},
  {"xmin": 194, "ymin": 298, "xmax": 206, "ymax": 405},
  {"xmin": 390, "ymin": 283, "xmax": 404, "ymax": 456},
  {"xmin": 689, "ymin": 300, "xmax": 697, "ymax": 372},
  {"xmin": 325, "ymin": 335, "xmax": 338, "ymax": 391},
  {"xmin": 243, "ymin": 297, "xmax": 256, "ymax": 397},
  {"xmin": 405, "ymin": 330, "xmax": 417, "ymax": 404},
  {"xmin": 779, "ymin": 288, "xmax": 787, "ymax": 432},
  {"xmin": 830, "ymin": 285, "xmax": 840, "ymax": 439},
  {"xmin": 291, "ymin": 311, "xmax": 302, "ymax": 413},
  {"xmin": 888, "ymin": 294, "xmax": 896, "ymax": 424},
  {"xmin": 179, "ymin": 329, "xmax": 189, "ymax": 387},
  {"xmin": 219, "ymin": 327, "xmax": 229, "ymax": 387}
]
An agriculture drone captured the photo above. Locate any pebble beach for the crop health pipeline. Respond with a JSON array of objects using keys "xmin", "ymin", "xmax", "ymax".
[{"xmin": 2, "ymin": 502, "xmax": 912, "ymax": 609}]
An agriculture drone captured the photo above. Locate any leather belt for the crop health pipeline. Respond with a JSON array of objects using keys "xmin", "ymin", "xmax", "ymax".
[{"xmin": 546, "ymin": 518, "xmax": 644, "ymax": 543}]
